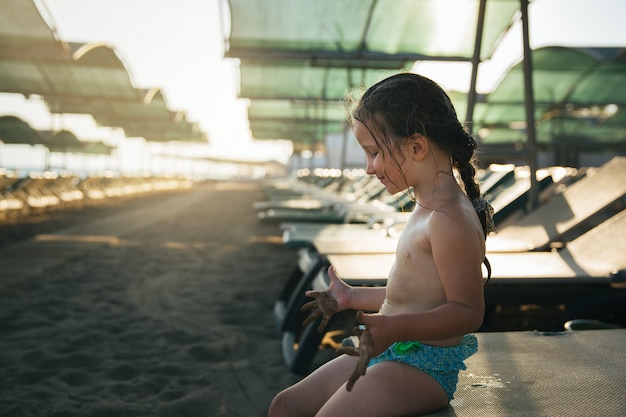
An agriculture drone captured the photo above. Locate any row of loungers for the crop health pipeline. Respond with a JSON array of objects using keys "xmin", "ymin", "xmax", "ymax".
[
  {"xmin": 258, "ymin": 157, "xmax": 626, "ymax": 416},
  {"xmin": 0, "ymin": 171, "xmax": 194, "ymax": 222}
]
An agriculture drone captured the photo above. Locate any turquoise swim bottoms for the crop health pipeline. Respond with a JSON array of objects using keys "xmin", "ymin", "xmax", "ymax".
[{"xmin": 368, "ymin": 334, "xmax": 478, "ymax": 400}]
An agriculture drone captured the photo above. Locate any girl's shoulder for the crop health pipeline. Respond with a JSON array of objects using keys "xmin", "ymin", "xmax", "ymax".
[{"xmin": 426, "ymin": 198, "xmax": 482, "ymax": 238}]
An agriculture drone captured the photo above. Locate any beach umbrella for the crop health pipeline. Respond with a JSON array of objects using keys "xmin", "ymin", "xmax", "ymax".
[
  {"xmin": 0, "ymin": 115, "xmax": 45, "ymax": 169},
  {"xmin": 80, "ymin": 141, "xmax": 116, "ymax": 174},
  {"xmin": 0, "ymin": 115, "xmax": 43, "ymax": 145},
  {"xmin": 45, "ymin": 129, "xmax": 86, "ymax": 171},
  {"xmin": 82, "ymin": 141, "xmax": 114, "ymax": 156}
]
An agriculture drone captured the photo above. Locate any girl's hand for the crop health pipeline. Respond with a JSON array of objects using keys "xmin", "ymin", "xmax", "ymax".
[
  {"xmin": 301, "ymin": 266, "xmax": 351, "ymax": 333},
  {"xmin": 335, "ymin": 311, "xmax": 394, "ymax": 391},
  {"xmin": 335, "ymin": 322, "xmax": 372, "ymax": 391}
]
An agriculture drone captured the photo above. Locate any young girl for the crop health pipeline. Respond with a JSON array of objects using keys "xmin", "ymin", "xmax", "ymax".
[{"xmin": 268, "ymin": 72, "xmax": 494, "ymax": 417}]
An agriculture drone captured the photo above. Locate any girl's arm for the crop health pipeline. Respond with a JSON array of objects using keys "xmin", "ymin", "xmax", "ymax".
[
  {"xmin": 303, "ymin": 266, "xmax": 386, "ymax": 332},
  {"xmin": 348, "ymin": 285, "xmax": 386, "ymax": 312},
  {"xmin": 324, "ymin": 265, "xmax": 386, "ymax": 312}
]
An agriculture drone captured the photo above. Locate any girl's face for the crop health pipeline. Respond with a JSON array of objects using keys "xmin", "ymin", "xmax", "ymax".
[{"xmin": 352, "ymin": 120, "xmax": 411, "ymax": 194}]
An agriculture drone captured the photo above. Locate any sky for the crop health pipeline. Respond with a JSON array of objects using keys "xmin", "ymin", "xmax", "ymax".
[
  {"xmin": 1, "ymin": 0, "xmax": 626, "ymax": 166},
  {"xmin": 415, "ymin": 0, "xmax": 626, "ymax": 92}
]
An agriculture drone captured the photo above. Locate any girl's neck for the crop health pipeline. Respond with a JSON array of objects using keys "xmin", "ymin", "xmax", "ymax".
[{"xmin": 412, "ymin": 171, "xmax": 461, "ymax": 209}]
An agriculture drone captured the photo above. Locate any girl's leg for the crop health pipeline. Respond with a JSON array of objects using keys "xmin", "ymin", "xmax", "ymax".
[
  {"xmin": 316, "ymin": 361, "xmax": 449, "ymax": 417},
  {"xmin": 268, "ymin": 354, "xmax": 359, "ymax": 417}
]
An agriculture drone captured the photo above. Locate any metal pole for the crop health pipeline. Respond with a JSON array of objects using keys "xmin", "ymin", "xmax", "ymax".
[
  {"xmin": 465, "ymin": 0, "xmax": 487, "ymax": 135},
  {"xmin": 340, "ymin": 123, "xmax": 349, "ymax": 170},
  {"xmin": 521, "ymin": 0, "xmax": 539, "ymax": 210}
]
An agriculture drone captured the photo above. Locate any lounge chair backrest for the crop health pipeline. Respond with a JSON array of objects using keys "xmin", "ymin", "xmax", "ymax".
[
  {"xmin": 491, "ymin": 156, "xmax": 626, "ymax": 250},
  {"xmin": 567, "ymin": 209, "xmax": 626, "ymax": 274},
  {"xmin": 479, "ymin": 165, "xmax": 515, "ymax": 195}
]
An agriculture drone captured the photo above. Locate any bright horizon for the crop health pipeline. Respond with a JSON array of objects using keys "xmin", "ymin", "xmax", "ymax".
[{"xmin": 1, "ymin": 0, "xmax": 626, "ymax": 167}]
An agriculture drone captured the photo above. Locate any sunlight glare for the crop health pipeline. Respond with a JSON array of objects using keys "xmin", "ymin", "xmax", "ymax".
[{"xmin": 428, "ymin": 0, "xmax": 476, "ymax": 55}]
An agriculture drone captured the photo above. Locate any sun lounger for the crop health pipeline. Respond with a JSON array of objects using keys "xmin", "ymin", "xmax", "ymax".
[
  {"xmin": 326, "ymin": 208, "xmax": 626, "ymax": 307},
  {"xmin": 258, "ymin": 163, "xmax": 515, "ymax": 225},
  {"xmin": 260, "ymin": 173, "xmax": 351, "ymax": 199},
  {"xmin": 258, "ymin": 187, "xmax": 415, "ymax": 224},
  {"xmin": 10, "ymin": 175, "xmax": 61, "ymax": 215},
  {"xmin": 256, "ymin": 178, "xmax": 388, "ymax": 213},
  {"xmin": 280, "ymin": 209, "xmax": 626, "ymax": 374},
  {"xmin": 423, "ymin": 329, "xmax": 626, "ymax": 416},
  {"xmin": 253, "ymin": 175, "xmax": 380, "ymax": 211},
  {"xmin": 258, "ymin": 173, "xmax": 378, "ymax": 208},
  {"xmin": 281, "ymin": 214, "xmax": 409, "ymax": 249},
  {"xmin": 265, "ymin": 163, "xmax": 538, "ymax": 229},
  {"xmin": 477, "ymin": 164, "xmax": 516, "ymax": 195},
  {"xmin": 486, "ymin": 165, "xmax": 585, "ymax": 227},
  {"xmin": 273, "ymin": 160, "xmax": 618, "ymax": 334},
  {"xmin": 0, "ymin": 174, "xmax": 26, "ymax": 220},
  {"xmin": 277, "ymin": 162, "xmax": 585, "ymax": 255},
  {"xmin": 261, "ymin": 163, "xmax": 512, "ymax": 211},
  {"xmin": 280, "ymin": 164, "xmax": 584, "ymax": 250},
  {"xmin": 44, "ymin": 175, "xmax": 85, "ymax": 208},
  {"xmin": 486, "ymin": 156, "xmax": 626, "ymax": 252},
  {"xmin": 0, "ymin": 193, "xmax": 24, "ymax": 221}
]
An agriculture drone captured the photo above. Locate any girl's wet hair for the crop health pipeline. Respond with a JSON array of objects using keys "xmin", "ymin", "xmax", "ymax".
[{"xmin": 349, "ymin": 72, "xmax": 494, "ymax": 280}]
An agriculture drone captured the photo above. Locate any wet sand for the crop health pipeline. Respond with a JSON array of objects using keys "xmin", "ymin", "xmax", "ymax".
[{"xmin": 0, "ymin": 181, "xmax": 300, "ymax": 416}]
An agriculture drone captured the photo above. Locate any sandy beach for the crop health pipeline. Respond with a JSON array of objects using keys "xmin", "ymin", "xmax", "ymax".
[{"xmin": 0, "ymin": 181, "xmax": 300, "ymax": 416}]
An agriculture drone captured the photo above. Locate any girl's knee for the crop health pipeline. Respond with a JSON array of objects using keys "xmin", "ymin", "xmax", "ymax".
[{"xmin": 268, "ymin": 389, "xmax": 299, "ymax": 417}]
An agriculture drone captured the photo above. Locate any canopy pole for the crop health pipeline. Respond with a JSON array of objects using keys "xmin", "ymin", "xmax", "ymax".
[
  {"xmin": 465, "ymin": 0, "xmax": 487, "ymax": 135},
  {"xmin": 521, "ymin": 0, "xmax": 539, "ymax": 210},
  {"xmin": 339, "ymin": 123, "xmax": 349, "ymax": 170}
]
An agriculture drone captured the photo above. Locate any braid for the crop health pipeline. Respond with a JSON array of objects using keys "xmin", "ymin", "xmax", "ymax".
[
  {"xmin": 444, "ymin": 123, "xmax": 495, "ymax": 237},
  {"xmin": 453, "ymin": 132, "xmax": 480, "ymax": 199},
  {"xmin": 448, "ymin": 124, "xmax": 495, "ymax": 284}
]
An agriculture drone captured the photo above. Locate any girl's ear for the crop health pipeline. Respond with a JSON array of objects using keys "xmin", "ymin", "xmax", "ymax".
[{"xmin": 408, "ymin": 134, "xmax": 428, "ymax": 161}]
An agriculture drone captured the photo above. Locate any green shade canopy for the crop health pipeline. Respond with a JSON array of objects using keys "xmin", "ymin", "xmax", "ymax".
[
  {"xmin": 47, "ymin": 129, "xmax": 118, "ymax": 154},
  {"xmin": 238, "ymin": 61, "xmax": 423, "ymax": 144},
  {"xmin": 0, "ymin": 115, "xmax": 43, "ymax": 145},
  {"xmin": 54, "ymin": 86, "xmax": 206, "ymax": 143},
  {"xmin": 0, "ymin": 115, "xmax": 117, "ymax": 154},
  {"xmin": 226, "ymin": 0, "xmax": 519, "ymax": 62},
  {"xmin": 227, "ymin": 0, "xmax": 626, "ymax": 155},
  {"xmin": 239, "ymin": 62, "xmax": 405, "ymax": 101},
  {"xmin": 240, "ymin": 64, "xmax": 402, "ymax": 143},
  {"xmin": 476, "ymin": 46, "xmax": 626, "ymax": 147},
  {"xmin": 247, "ymin": 98, "xmax": 347, "ymax": 146},
  {"xmin": 0, "ymin": 43, "xmax": 137, "ymax": 102},
  {"xmin": 0, "ymin": 0, "xmax": 65, "ymax": 58},
  {"xmin": 82, "ymin": 140, "xmax": 114, "ymax": 155},
  {"xmin": 47, "ymin": 129, "xmax": 85, "ymax": 153},
  {"xmin": 0, "ymin": 0, "xmax": 208, "ymax": 144},
  {"xmin": 225, "ymin": 0, "xmax": 520, "ymax": 145}
]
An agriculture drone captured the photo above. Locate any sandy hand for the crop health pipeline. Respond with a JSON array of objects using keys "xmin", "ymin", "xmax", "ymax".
[
  {"xmin": 335, "ymin": 324, "xmax": 373, "ymax": 391},
  {"xmin": 301, "ymin": 290, "xmax": 338, "ymax": 333}
]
